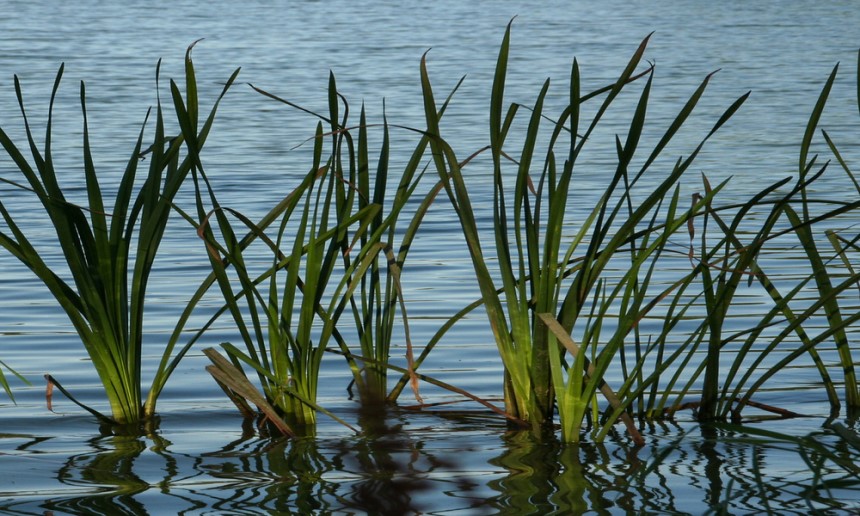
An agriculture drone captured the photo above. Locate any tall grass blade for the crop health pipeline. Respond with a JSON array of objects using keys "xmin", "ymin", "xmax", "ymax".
[{"xmin": 0, "ymin": 44, "xmax": 239, "ymax": 426}]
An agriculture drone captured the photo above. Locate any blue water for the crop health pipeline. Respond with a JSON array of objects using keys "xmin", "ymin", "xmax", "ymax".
[{"xmin": 1, "ymin": 1, "xmax": 859, "ymax": 513}]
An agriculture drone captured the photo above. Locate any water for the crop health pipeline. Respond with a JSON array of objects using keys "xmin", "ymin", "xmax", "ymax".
[{"xmin": 1, "ymin": 0, "xmax": 859, "ymax": 513}]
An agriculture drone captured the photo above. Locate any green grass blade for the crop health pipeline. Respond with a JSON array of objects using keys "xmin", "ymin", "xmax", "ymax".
[{"xmin": 800, "ymin": 64, "xmax": 838, "ymax": 175}]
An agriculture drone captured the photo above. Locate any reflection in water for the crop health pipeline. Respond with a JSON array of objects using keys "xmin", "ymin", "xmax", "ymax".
[
  {"xmin": 13, "ymin": 432, "xmax": 200, "ymax": 515},
  {"xmin": 334, "ymin": 404, "xmax": 456, "ymax": 513},
  {"xmin": 0, "ymin": 429, "xmax": 214, "ymax": 515},
  {"xmin": 644, "ymin": 422, "xmax": 860, "ymax": 514},
  {"xmin": 486, "ymin": 430, "xmax": 656, "ymax": 514},
  {"xmin": 200, "ymin": 436, "xmax": 333, "ymax": 514},
  {"xmin": 194, "ymin": 405, "xmax": 485, "ymax": 513},
  {"xmin": 1, "ymin": 415, "xmax": 858, "ymax": 513},
  {"xmin": 50, "ymin": 435, "xmax": 150, "ymax": 514}
]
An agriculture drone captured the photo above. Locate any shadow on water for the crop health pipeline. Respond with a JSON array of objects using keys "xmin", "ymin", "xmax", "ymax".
[{"xmin": 1, "ymin": 409, "xmax": 859, "ymax": 514}]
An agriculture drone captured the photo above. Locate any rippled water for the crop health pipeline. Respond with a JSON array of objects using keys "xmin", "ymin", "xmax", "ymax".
[{"xmin": 1, "ymin": 0, "xmax": 859, "ymax": 513}]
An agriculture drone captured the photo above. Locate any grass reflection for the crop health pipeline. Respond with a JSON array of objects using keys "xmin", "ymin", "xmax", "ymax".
[
  {"xmin": 194, "ymin": 406, "xmax": 485, "ymax": 513},
  {"xmin": 0, "ymin": 413, "xmax": 857, "ymax": 514},
  {"xmin": 37, "ymin": 433, "xmax": 186, "ymax": 515},
  {"xmin": 645, "ymin": 422, "xmax": 860, "ymax": 514},
  {"xmin": 336, "ymin": 405, "xmax": 455, "ymax": 513},
  {"xmin": 487, "ymin": 431, "xmax": 656, "ymax": 514}
]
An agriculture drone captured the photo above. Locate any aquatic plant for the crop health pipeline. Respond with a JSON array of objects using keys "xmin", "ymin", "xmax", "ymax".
[
  {"xmin": 0, "ymin": 43, "xmax": 240, "ymax": 425},
  {"xmin": 188, "ymin": 65, "xmax": 474, "ymax": 431},
  {"xmin": 543, "ymin": 59, "xmax": 860, "ymax": 429},
  {"xmin": 327, "ymin": 102, "xmax": 441, "ymax": 406},
  {"xmin": 418, "ymin": 21, "xmax": 748, "ymax": 441},
  {"xmin": 0, "ymin": 20, "xmax": 854, "ymax": 451},
  {"xmin": 191, "ymin": 149, "xmax": 370, "ymax": 431},
  {"xmin": 189, "ymin": 71, "xmax": 407, "ymax": 431},
  {"xmin": 246, "ymin": 78, "xmax": 456, "ymax": 406},
  {"xmin": 635, "ymin": 58, "xmax": 860, "ymax": 422}
]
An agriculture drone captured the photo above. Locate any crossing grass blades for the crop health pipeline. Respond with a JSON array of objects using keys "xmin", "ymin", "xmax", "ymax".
[
  {"xmin": 0, "ymin": 25, "xmax": 857, "ymax": 450},
  {"xmin": 0, "ymin": 42, "xmax": 240, "ymax": 428}
]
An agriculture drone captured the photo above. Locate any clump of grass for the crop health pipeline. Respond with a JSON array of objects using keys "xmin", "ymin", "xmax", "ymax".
[
  {"xmin": 247, "ymin": 76, "xmax": 459, "ymax": 407},
  {"xmin": 326, "ymin": 101, "xmax": 443, "ymax": 407},
  {"xmin": 189, "ymin": 73, "xmax": 396, "ymax": 432},
  {"xmin": 0, "ymin": 42, "xmax": 239, "ymax": 426},
  {"xmin": 192, "ymin": 159, "xmax": 372, "ymax": 432},
  {"xmin": 188, "ymin": 68, "xmax": 472, "ymax": 431},
  {"xmin": 418, "ymin": 21, "xmax": 748, "ymax": 442},
  {"xmin": 637, "ymin": 58, "xmax": 860, "ymax": 423},
  {"xmin": 412, "ymin": 23, "xmax": 860, "ymax": 444},
  {"xmin": 2, "ymin": 22, "xmax": 855, "ymax": 448}
]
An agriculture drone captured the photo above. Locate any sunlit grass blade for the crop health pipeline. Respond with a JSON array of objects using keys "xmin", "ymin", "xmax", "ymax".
[
  {"xmin": 822, "ymin": 130, "xmax": 860, "ymax": 194},
  {"xmin": 781, "ymin": 205, "xmax": 856, "ymax": 406},
  {"xmin": 800, "ymin": 64, "xmax": 838, "ymax": 178},
  {"xmin": 0, "ymin": 43, "xmax": 239, "ymax": 426}
]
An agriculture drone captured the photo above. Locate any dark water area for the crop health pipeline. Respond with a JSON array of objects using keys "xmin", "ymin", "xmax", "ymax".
[{"xmin": 1, "ymin": 0, "xmax": 860, "ymax": 513}]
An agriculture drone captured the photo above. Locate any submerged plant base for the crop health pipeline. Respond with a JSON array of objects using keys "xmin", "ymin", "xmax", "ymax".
[{"xmin": 97, "ymin": 415, "xmax": 163, "ymax": 438}]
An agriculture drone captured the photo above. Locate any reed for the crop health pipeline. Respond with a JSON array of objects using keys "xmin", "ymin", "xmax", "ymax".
[
  {"xmin": 0, "ymin": 23, "xmax": 855, "ymax": 448},
  {"xmin": 248, "ymin": 76, "xmax": 461, "ymax": 406},
  {"xmin": 418, "ymin": 21, "xmax": 748, "ymax": 440},
  {"xmin": 191, "ymin": 149, "xmax": 371, "ymax": 430},
  {"xmin": 416, "ymin": 24, "xmax": 860, "ymax": 443},
  {"xmin": 634, "ymin": 59, "xmax": 860, "ymax": 422},
  {"xmin": 330, "ymin": 103, "xmax": 441, "ymax": 406},
  {"xmin": 190, "ymin": 71, "xmax": 418, "ymax": 431},
  {"xmin": 0, "ymin": 43, "xmax": 239, "ymax": 425},
  {"xmin": 727, "ymin": 61, "xmax": 860, "ymax": 416},
  {"xmin": 188, "ymin": 66, "xmax": 473, "ymax": 431}
]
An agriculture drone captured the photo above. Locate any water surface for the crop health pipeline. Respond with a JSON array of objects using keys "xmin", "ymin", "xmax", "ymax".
[{"xmin": 1, "ymin": 1, "xmax": 859, "ymax": 513}]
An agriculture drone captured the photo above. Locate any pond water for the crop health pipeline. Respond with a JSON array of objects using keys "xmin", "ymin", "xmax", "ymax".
[{"xmin": 1, "ymin": 1, "xmax": 859, "ymax": 514}]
